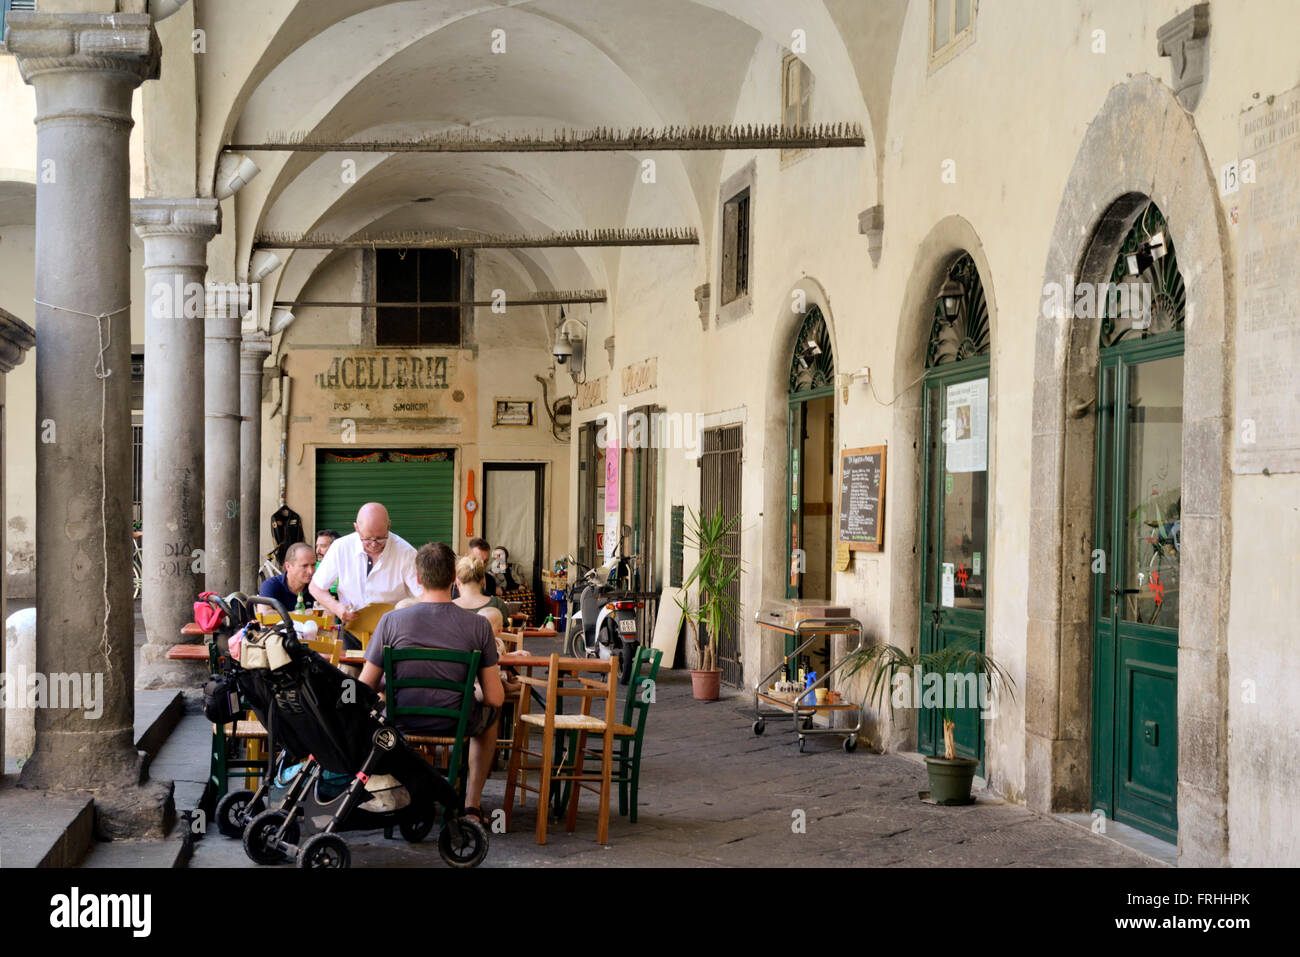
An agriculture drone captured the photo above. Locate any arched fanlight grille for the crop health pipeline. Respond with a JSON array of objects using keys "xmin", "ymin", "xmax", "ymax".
[
  {"xmin": 1100, "ymin": 202, "xmax": 1186, "ymax": 348},
  {"xmin": 926, "ymin": 253, "xmax": 991, "ymax": 367},
  {"xmin": 788, "ymin": 305, "xmax": 835, "ymax": 394}
]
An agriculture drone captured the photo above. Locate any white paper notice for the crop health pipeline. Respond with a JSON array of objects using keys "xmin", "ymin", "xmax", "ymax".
[
  {"xmin": 941, "ymin": 563, "xmax": 956, "ymax": 608},
  {"xmin": 945, "ymin": 377, "xmax": 988, "ymax": 473}
]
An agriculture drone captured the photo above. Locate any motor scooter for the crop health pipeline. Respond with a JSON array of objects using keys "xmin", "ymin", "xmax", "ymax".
[{"xmin": 564, "ymin": 549, "xmax": 641, "ymax": 685}]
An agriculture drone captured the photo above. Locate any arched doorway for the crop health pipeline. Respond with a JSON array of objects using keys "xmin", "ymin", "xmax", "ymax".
[
  {"xmin": 1091, "ymin": 201, "xmax": 1185, "ymax": 843},
  {"xmin": 785, "ymin": 306, "xmax": 835, "ymax": 601},
  {"xmin": 918, "ymin": 253, "xmax": 991, "ymax": 768}
]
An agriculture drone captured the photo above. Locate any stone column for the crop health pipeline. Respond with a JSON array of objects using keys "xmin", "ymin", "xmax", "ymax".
[
  {"xmin": 6, "ymin": 13, "xmax": 166, "ymax": 813},
  {"xmin": 239, "ymin": 333, "xmax": 271, "ymax": 593},
  {"xmin": 131, "ymin": 198, "xmax": 219, "ymax": 688},
  {"xmin": 0, "ymin": 309, "xmax": 36, "ymax": 767},
  {"xmin": 205, "ymin": 285, "xmax": 244, "ymax": 597}
]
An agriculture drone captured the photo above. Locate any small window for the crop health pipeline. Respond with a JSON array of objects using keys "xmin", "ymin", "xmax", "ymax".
[
  {"xmin": 721, "ymin": 187, "xmax": 750, "ymax": 306},
  {"xmin": 930, "ymin": 0, "xmax": 975, "ymax": 66},
  {"xmin": 781, "ymin": 54, "xmax": 813, "ymax": 163},
  {"xmin": 375, "ymin": 248, "xmax": 461, "ymax": 346}
]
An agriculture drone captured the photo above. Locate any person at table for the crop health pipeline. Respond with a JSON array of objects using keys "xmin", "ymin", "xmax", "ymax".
[
  {"xmin": 314, "ymin": 528, "xmax": 340, "ymax": 563},
  {"xmin": 453, "ymin": 555, "xmax": 506, "ymax": 617},
  {"xmin": 450, "ymin": 537, "xmax": 497, "ymax": 600},
  {"xmin": 259, "ymin": 542, "xmax": 317, "ymax": 612},
  {"xmin": 314, "ymin": 528, "xmax": 341, "ymax": 599},
  {"xmin": 309, "ymin": 502, "xmax": 421, "ymax": 648},
  {"xmin": 359, "ymin": 541, "xmax": 503, "ymax": 822}
]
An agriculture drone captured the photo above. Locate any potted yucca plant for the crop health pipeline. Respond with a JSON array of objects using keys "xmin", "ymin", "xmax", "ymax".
[
  {"xmin": 675, "ymin": 505, "xmax": 742, "ymax": 701},
  {"xmin": 842, "ymin": 636, "xmax": 1015, "ymax": 803}
]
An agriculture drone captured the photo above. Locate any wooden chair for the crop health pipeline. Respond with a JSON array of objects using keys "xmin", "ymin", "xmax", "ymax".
[
  {"xmin": 491, "ymin": 631, "xmax": 525, "ymax": 769},
  {"xmin": 565, "ymin": 646, "xmax": 662, "ymax": 823},
  {"xmin": 348, "ymin": 602, "xmax": 395, "ymax": 650},
  {"xmin": 382, "ymin": 646, "xmax": 480, "ymax": 798},
  {"xmin": 503, "ymin": 654, "xmax": 618, "ymax": 845},
  {"xmin": 306, "ymin": 635, "xmax": 343, "ymax": 667}
]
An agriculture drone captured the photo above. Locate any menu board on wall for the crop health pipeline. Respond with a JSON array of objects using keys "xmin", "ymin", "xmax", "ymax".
[{"xmin": 837, "ymin": 446, "xmax": 886, "ymax": 551}]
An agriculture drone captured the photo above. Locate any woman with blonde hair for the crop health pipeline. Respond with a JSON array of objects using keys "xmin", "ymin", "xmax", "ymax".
[{"xmin": 454, "ymin": 554, "xmax": 507, "ymax": 617}]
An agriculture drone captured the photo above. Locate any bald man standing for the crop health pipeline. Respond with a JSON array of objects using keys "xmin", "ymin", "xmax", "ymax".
[{"xmin": 310, "ymin": 502, "xmax": 422, "ymax": 646}]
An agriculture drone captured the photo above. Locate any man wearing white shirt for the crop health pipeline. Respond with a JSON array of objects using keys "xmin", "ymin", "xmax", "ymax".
[{"xmin": 309, "ymin": 503, "xmax": 422, "ymax": 643}]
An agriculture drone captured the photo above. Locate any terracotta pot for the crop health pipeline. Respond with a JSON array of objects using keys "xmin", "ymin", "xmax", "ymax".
[{"xmin": 690, "ymin": 668, "xmax": 722, "ymax": 701}]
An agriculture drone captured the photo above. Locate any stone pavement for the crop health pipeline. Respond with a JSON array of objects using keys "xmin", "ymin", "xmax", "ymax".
[{"xmin": 189, "ymin": 634, "xmax": 1160, "ymax": 868}]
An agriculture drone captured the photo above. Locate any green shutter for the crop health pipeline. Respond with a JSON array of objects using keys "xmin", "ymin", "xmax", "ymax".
[{"xmin": 315, "ymin": 453, "xmax": 455, "ymax": 550}]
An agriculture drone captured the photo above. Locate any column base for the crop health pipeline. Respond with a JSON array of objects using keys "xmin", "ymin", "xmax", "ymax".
[
  {"xmin": 18, "ymin": 726, "xmax": 142, "ymax": 791},
  {"xmin": 136, "ymin": 641, "xmax": 207, "ymax": 691}
]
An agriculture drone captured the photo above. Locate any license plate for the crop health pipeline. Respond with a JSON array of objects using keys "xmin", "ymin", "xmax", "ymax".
[{"xmin": 618, "ymin": 618, "xmax": 637, "ymax": 634}]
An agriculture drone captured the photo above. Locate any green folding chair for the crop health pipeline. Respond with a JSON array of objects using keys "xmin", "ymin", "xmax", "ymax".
[
  {"xmin": 565, "ymin": 645, "xmax": 663, "ymax": 822},
  {"xmin": 382, "ymin": 646, "xmax": 481, "ymax": 798}
]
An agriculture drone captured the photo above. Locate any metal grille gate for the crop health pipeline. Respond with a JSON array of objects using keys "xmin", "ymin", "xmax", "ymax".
[{"xmin": 701, "ymin": 425, "xmax": 743, "ymax": 686}]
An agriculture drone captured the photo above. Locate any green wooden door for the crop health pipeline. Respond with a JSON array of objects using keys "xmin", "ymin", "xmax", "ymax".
[
  {"xmin": 1092, "ymin": 337, "xmax": 1182, "ymax": 843},
  {"xmin": 315, "ymin": 449, "xmax": 455, "ymax": 549},
  {"xmin": 919, "ymin": 358, "xmax": 990, "ymax": 770}
]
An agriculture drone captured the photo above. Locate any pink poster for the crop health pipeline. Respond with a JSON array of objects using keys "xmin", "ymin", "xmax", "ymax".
[{"xmin": 605, "ymin": 426, "xmax": 619, "ymax": 514}]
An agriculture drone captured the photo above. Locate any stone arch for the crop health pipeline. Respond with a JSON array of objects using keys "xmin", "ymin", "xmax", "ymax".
[
  {"xmin": 1024, "ymin": 74, "xmax": 1231, "ymax": 866},
  {"xmin": 883, "ymin": 218, "xmax": 999, "ymax": 753}
]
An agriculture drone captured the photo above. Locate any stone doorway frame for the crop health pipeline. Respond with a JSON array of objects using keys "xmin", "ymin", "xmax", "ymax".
[
  {"xmin": 1025, "ymin": 75, "xmax": 1232, "ymax": 866},
  {"xmin": 883, "ymin": 220, "xmax": 1001, "ymax": 760}
]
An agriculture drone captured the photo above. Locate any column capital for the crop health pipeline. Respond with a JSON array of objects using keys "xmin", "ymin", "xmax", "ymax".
[
  {"xmin": 4, "ymin": 12, "xmax": 160, "ymax": 86},
  {"xmin": 0, "ymin": 307, "xmax": 36, "ymax": 375},
  {"xmin": 131, "ymin": 197, "xmax": 221, "ymax": 241},
  {"xmin": 240, "ymin": 332, "xmax": 272, "ymax": 364}
]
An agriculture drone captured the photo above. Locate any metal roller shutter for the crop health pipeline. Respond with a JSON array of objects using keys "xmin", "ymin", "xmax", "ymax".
[{"xmin": 315, "ymin": 449, "xmax": 455, "ymax": 550}]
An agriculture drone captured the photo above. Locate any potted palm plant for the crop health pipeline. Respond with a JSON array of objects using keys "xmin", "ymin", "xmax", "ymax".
[
  {"xmin": 842, "ymin": 636, "xmax": 1015, "ymax": 804},
  {"xmin": 675, "ymin": 505, "xmax": 742, "ymax": 701}
]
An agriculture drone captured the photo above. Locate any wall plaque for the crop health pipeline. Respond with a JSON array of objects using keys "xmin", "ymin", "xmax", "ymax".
[{"xmin": 1235, "ymin": 84, "xmax": 1300, "ymax": 473}]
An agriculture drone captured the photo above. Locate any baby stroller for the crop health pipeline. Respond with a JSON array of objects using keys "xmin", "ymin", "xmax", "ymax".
[{"xmin": 235, "ymin": 596, "xmax": 488, "ymax": 868}]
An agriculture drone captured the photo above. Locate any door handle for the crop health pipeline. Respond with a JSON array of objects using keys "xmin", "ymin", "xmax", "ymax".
[
  {"xmin": 1143, "ymin": 720, "xmax": 1159, "ymax": 746},
  {"xmin": 1111, "ymin": 587, "xmax": 1141, "ymax": 596},
  {"xmin": 931, "ymin": 609, "xmax": 942, "ymax": 626}
]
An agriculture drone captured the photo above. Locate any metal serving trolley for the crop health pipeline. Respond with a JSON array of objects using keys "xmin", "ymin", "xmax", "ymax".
[{"xmin": 752, "ymin": 614, "xmax": 865, "ymax": 752}]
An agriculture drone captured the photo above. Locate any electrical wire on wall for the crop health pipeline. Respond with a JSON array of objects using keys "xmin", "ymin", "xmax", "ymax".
[{"xmin": 535, "ymin": 373, "xmax": 571, "ymax": 442}]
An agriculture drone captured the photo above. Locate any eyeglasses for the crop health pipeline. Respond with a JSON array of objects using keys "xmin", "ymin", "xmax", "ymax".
[{"xmin": 360, "ymin": 536, "xmax": 388, "ymax": 545}]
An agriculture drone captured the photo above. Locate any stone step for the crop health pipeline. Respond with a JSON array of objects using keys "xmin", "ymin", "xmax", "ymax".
[{"xmin": 0, "ymin": 689, "xmax": 189, "ymax": 867}]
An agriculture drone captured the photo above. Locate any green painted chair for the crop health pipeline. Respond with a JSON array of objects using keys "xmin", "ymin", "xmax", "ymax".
[
  {"xmin": 382, "ymin": 646, "xmax": 481, "ymax": 798},
  {"xmin": 565, "ymin": 645, "xmax": 663, "ymax": 823}
]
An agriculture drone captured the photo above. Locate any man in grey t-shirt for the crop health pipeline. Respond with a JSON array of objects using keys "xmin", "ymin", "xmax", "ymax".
[{"xmin": 360, "ymin": 542, "xmax": 504, "ymax": 819}]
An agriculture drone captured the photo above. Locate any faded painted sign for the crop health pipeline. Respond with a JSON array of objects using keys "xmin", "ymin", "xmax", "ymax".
[
  {"xmin": 621, "ymin": 356, "xmax": 658, "ymax": 396},
  {"xmin": 576, "ymin": 376, "xmax": 607, "ymax": 411},
  {"xmin": 314, "ymin": 354, "xmax": 450, "ymax": 391}
]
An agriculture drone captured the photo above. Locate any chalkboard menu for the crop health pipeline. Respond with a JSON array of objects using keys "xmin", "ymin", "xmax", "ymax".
[{"xmin": 838, "ymin": 446, "xmax": 886, "ymax": 551}]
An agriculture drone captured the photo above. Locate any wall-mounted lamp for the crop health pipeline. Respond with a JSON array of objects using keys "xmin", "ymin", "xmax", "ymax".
[
  {"xmin": 937, "ymin": 279, "xmax": 964, "ymax": 321},
  {"xmin": 249, "ymin": 251, "xmax": 282, "ymax": 283},
  {"xmin": 215, "ymin": 152, "xmax": 260, "ymax": 200},
  {"xmin": 270, "ymin": 308, "xmax": 295, "ymax": 336},
  {"xmin": 795, "ymin": 338, "xmax": 823, "ymax": 370}
]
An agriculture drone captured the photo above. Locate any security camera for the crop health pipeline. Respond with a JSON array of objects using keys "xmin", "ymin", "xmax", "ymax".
[{"xmin": 552, "ymin": 331, "xmax": 574, "ymax": 364}]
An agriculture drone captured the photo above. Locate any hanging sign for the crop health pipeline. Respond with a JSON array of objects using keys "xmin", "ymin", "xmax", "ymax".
[
  {"xmin": 944, "ymin": 377, "xmax": 988, "ymax": 473},
  {"xmin": 837, "ymin": 446, "xmax": 886, "ymax": 551}
]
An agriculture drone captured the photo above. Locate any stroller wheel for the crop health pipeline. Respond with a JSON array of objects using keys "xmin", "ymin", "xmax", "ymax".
[
  {"xmin": 243, "ymin": 809, "xmax": 299, "ymax": 865},
  {"xmin": 298, "ymin": 833, "xmax": 351, "ymax": 869},
  {"xmin": 438, "ymin": 816, "xmax": 489, "ymax": 868},
  {"xmin": 216, "ymin": 789, "xmax": 263, "ymax": 839},
  {"xmin": 399, "ymin": 812, "xmax": 436, "ymax": 843}
]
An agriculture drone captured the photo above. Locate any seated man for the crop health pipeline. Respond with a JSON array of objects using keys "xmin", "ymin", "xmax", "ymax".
[
  {"xmin": 358, "ymin": 542, "xmax": 503, "ymax": 822},
  {"xmin": 259, "ymin": 542, "xmax": 317, "ymax": 612}
]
